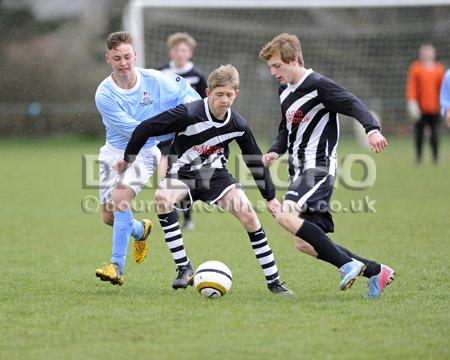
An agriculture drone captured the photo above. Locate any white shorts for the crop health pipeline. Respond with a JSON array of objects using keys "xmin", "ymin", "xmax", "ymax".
[{"xmin": 98, "ymin": 143, "xmax": 161, "ymax": 205}]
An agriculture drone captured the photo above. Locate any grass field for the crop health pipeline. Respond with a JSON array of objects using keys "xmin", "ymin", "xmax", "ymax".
[{"xmin": 1, "ymin": 135, "xmax": 449, "ymax": 360}]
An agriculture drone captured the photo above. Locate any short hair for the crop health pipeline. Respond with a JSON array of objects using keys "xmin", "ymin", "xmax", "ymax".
[
  {"xmin": 166, "ymin": 32, "xmax": 197, "ymax": 50},
  {"xmin": 106, "ymin": 31, "xmax": 133, "ymax": 50},
  {"xmin": 207, "ymin": 64, "xmax": 239, "ymax": 91},
  {"xmin": 259, "ymin": 33, "xmax": 304, "ymax": 66}
]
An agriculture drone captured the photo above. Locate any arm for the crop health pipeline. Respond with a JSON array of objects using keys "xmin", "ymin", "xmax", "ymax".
[
  {"xmin": 236, "ymin": 124, "xmax": 276, "ymax": 201},
  {"xmin": 318, "ymin": 77, "xmax": 387, "ymax": 153},
  {"xmin": 123, "ymin": 104, "xmax": 189, "ymax": 164},
  {"xmin": 406, "ymin": 64, "xmax": 421, "ymax": 121},
  {"xmin": 318, "ymin": 77, "xmax": 380, "ymax": 133}
]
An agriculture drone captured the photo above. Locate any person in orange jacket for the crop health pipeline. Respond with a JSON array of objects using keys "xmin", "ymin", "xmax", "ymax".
[{"xmin": 406, "ymin": 43, "xmax": 445, "ymax": 164}]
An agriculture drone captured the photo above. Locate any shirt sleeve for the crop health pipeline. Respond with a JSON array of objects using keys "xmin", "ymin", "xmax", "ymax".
[
  {"xmin": 406, "ymin": 63, "xmax": 418, "ymax": 101},
  {"xmin": 440, "ymin": 71, "xmax": 450, "ymax": 115},
  {"xmin": 95, "ymin": 92, "xmax": 142, "ymax": 139},
  {"xmin": 196, "ymin": 74, "xmax": 208, "ymax": 98},
  {"xmin": 236, "ymin": 123, "xmax": 276, "ymax": 201},
  {"xmin": 317, "ymin": 77, "xmax": 380, "ymax": 133},
  {"xmin": 158, "ymin": 72, "xmax": 201, "ymax": 108},
  {"xmin": 268, "ymin": 111, "xmax": 288, "ymax": 155},
  {"xmin": 124, "ymin": 104, "xmax": 189, "ymax": 162}
]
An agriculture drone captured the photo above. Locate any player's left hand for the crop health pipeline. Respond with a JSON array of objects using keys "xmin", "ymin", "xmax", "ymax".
[
  {"xmin": 368, "ymin": 131, "xmax": 388, "ymax": 153},
  {"xmin": 266, "ymin": 198, "xmax": 281, "ymax": 217},
  {"xmin": 114, "ymin": 159, "xmax": 130, "ymax": 174}
]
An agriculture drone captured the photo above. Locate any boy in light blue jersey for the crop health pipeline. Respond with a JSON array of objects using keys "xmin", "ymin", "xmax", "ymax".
[
  {"xmin": 440, "ymin": 69, "xmax": 450, "ymax": 127},
  {"xmin": 95, "ymin": 31, "xmax": 200, "ymax": 286}
]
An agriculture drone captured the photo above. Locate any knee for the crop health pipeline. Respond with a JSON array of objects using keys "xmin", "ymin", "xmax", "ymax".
[
  {"xmin": 275, "ymin": 211, "xmax": 290, "ymax": 229},
  {"xmin": 154, "ymin": 190, "xmax": 170, "ymax": 206},
  {"xmin": 111, "ymin": 187, "xmax": 133, "ymax": 211}
]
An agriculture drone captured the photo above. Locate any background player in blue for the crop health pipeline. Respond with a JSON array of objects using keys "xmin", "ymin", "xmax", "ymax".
[
  {"xmin": 117, "ymin": 65, "xmax": 293, "ymax": 295},
  {"xmin": 259, "ymin": 33, "xmax": 395, "ymax": 299},
  {"xmin": 94, "ymin": 31, "xmax": 200, "ymax": 285},
  {"xmin": 440, "ymin": 69, "xmax": 450, "ymax": 127},
  {"xmin": 157, "ymin": 32, "xmax": 207, "ymax": 230}
]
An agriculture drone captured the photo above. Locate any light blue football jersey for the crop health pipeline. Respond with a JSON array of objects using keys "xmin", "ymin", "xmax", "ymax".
[{"xmin": 95, "ymin": 67, "xmax": 200, "ymax": 149}]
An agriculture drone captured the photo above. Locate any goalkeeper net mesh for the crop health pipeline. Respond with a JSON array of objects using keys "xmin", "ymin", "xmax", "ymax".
[{"xmin": 137, "ymin": 5, "xmax": 450, "ymax": 137}]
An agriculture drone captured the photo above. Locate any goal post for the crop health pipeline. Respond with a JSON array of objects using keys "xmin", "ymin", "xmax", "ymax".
[{"xmin": 123, "ymin": 0, "xmax": 450, "ymax": 138}]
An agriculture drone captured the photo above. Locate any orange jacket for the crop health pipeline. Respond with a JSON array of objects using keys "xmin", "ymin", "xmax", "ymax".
[{"xmin": 406, "ymin": 61, "xmax": 445, "ymax": 114}]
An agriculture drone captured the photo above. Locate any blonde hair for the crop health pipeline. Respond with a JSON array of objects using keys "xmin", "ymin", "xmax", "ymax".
[
  {"xmin": 207, "ymin": 64, "xmax": 240, "ymax": 91},
  {"xmin": 259, "ymin": 33, "xmax": 304, "ymax": 66},
  {"xmin": 106, "ymin": 31, "xmax": 133, "ymax": 50},
  {"xmin": 166, "ymin": 32, "xmax": 197, "ymax": 50}
]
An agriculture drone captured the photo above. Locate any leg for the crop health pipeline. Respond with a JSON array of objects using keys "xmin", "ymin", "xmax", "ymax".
[
  {"xmin": 155, "ymin": 178, "xmax": 193, "ymax": 289},
  {"xmin": 101, "ymin": 204, "xmax": 114, "ymax": 226},
  {"xmin": 109, "ymin": 184, "xmax": 137, "ymax": 269},
  {"xmin": 414, "ymin": 117, "xmax": 425, "ymax": 163},
  {"xmin": 158, "ymin": 155, "xmax": 169, "ymax": 179},
  {"xmin": 275, "ymin": 200, "xmax": 350, "ymax": 268},
  {"xmin": 427, "ymin": 115, "xmax": 440, "ymax": 163},
  {"xmin": 274, "ymin": 200, "xmax": 365, "ymax": 290},
  {"xmin": 218, "ymin": 188, "xmax": 292, "ymax": 294},
  {"xmin": 182, "ymin": 207, "xmax": 194, "ymax": 230}
]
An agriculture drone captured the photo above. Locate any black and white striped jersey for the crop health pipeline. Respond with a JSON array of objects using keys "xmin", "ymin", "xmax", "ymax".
[
  {"xmin": 159, "ymin": 61, "xmax": 207, "ymax": 98},
  {"xmin": 268, "ymin": 69, "xmax": 380, "ymax": 181},
  {"xmin": 124, "ymin": 98, "xmax": 276, "ymax": 201}
]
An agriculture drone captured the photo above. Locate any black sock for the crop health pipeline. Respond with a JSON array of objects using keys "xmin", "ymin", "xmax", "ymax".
[
  {"xmin": 296, "ymin": 220, "xmax": 351, "ymax": 268},
  {"xmin": 335, "ymin": 244, "xmax": 381, "ymax": 278}
]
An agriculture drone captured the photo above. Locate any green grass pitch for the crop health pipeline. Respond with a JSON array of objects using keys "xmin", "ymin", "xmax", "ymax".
[{"xmin": 1, "ymin": 135, "xmax": 449, "ymax": 359}]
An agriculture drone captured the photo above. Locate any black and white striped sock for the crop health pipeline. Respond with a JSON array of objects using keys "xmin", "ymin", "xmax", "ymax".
[
  {"xmin": 158, "ymin": 211, "xmax": 189, "ymax": 267},
  {"xmin": 248, "ymin": 227, "xmax": 279, "ymax": 284}
]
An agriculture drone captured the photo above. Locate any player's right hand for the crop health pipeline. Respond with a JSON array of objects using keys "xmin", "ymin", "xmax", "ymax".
[
  {"xmin": 262, "ymin": 152, "xmax": 279, "ymax": 168},
  {"xmin": 114, "ymin": 159, "xmax": 130, "ymax": 174}
]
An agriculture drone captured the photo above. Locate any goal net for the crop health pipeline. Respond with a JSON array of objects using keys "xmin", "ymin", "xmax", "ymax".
[{"xmin": 124, "ymin": 1, "xmax": 450, "ymax": 138}]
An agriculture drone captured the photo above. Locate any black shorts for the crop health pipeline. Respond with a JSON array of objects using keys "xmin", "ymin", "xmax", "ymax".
[
  {"xmin": 285, "ymin": 168, "xmax": 335, "ymax": 233},
  {"xmin": 157, "ymin": 139, "xmax": 172, "ymax": 156},
  {"xmin": 167, "ymin": 168, "xmax": 241, "ymax": 208}
]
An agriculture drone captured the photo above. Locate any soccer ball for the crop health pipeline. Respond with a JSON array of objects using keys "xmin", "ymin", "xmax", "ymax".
[{"xmin": 193, "ymin": 260, "xmax": 232, "ymax": 299}]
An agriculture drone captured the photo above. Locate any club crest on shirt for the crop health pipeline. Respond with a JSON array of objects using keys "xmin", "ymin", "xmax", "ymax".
[{"xmin": 140, "ymin": 91, "xmax": 154, "ymax": 106}]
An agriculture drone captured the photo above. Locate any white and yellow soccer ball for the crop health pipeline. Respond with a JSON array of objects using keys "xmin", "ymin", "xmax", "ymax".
[{"xmin": 193, "ymin": 261, "xmax": 232, "ymax": 299}]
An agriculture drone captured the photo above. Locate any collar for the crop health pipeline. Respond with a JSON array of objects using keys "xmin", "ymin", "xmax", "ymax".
[
  {"xmin": 287, "ymin": 68, "xmax": 313, "ymax": 92},
  {"xmin": 108, "ymin": 68, "xmax": 141, "ymax": 94},
  {"xmin": 203, "ymin": 98, "xmax": 231, "ymax": 127},
  {"xmin": 169, "ymin": 60, "xmax": 194, "ymax": 74}
]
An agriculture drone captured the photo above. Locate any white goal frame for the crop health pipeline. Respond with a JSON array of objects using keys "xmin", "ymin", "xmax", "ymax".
[{"xmin": 123, "ymin": 0, "xmax": 450, "ymax": 67}]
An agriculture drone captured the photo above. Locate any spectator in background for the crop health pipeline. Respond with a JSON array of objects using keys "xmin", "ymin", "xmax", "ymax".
[
  {"xmin": 406, "ymin": 43, "xmax": 445, "ymax": 165},
  {"xmin": 440, "ymin": 69, "xmax": 450, "ymax": 128},
  {"xmin": 158, "ymin": 33, "xmax": 207, "ymax": 230}
]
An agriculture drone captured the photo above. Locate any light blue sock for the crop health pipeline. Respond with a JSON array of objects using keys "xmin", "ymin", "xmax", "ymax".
[
  {"xmin": 131, "ymin": 219, "xmax": 144, "ymax": 240},
  {"xmin": 111, "ymin": 210, "xmax": 134, "ymax": 270}
]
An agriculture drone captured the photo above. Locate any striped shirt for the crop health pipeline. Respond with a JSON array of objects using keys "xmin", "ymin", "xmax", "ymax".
[
  {"xmin": 269, "ymin": 69, "xmax": 380, "ymax": 181},
  {"xmin": 124, "ymin": 98, "xmax": 275, "ymax": 201}
]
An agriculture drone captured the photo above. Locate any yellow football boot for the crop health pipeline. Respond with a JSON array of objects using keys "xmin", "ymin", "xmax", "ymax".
[
  {"xmin": 133, "ymin": 219, "xmax": 152, "ymax": 264},
  {"xmin": 95, "ymin": 263, "xmax": 124, "ymax": 286}
]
